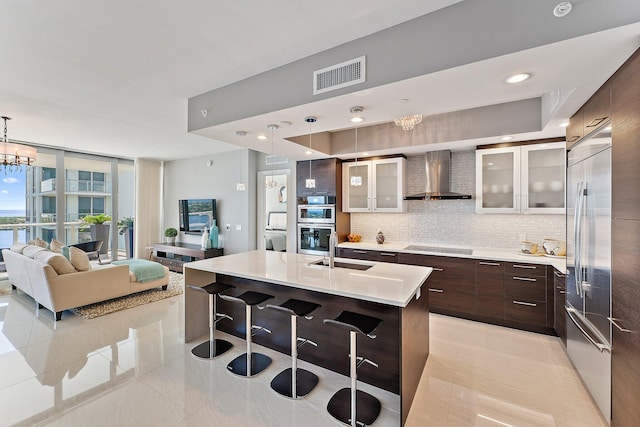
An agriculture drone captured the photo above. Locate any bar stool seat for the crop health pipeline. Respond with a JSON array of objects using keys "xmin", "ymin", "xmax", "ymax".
[
  {"xmin": 324, "ymin": 310, "xmax": 382, "ymax": 427},
  {"xmin": 219, "ymin": 290, "xmax": 274, "ymax": 377},
  {"xmin": 267, "ymin": 298, "xmax": 321, "ymax": 399},
  {"xmin": 186, "ymin": 283, "xmax": 235, "ymax": 359}
]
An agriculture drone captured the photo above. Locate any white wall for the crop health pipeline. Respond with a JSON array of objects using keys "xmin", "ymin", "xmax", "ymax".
[
  {"xmin": 163, "ymin": 149, "xmax": 257, "ymax": 255},
  {"xmin": 350, "ymin": 150, "xmax": 566, "ymax": 250}
]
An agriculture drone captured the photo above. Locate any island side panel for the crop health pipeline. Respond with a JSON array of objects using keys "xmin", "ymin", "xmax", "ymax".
[
  {"xmin": 183, "ymin": 267, "xmax": 217, "ymax": 342},
  {"xmin": 215, "ymin": 274, "xmax": 402, "ymax": 394},
  {"xmin": 400, "ymin": 284, "xmax": 430, "ymax": 425}
]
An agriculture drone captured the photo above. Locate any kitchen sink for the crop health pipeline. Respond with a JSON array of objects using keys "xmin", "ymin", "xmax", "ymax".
[
  {"xmin": 308, "ymin": 259, "xmax": 373, "ymax": 271},
  {"xmin": 404, "ymin": 245, "xmax": 473, "ymax": 255}
]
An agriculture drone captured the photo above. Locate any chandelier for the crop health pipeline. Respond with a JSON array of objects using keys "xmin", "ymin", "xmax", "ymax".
[
  {"xmin": 1, "ymin": 116, "xmax": 36, "ymax": 171},
  {"xmin": 394, "ymin": 114, "xmax": 423, "ymax": 131}
]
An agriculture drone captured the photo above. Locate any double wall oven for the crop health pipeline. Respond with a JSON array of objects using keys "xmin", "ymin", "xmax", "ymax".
[{"xmin": 297, "ymin": 196, "xmax": 335, "ymax": 256}]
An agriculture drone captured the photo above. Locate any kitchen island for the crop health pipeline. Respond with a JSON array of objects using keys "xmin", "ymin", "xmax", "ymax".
[{"xmin": 184, "ymin": 250, "xmax": 432, "ymax": 425}]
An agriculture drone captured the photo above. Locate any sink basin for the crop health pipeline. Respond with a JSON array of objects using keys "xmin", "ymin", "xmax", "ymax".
[{"xmin": 309, "ymin": 259, "xmax": 373, "ymax": 271}]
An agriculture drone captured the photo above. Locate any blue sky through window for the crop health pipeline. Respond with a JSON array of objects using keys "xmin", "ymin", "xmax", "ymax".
[{"xmin": 1, "ymin": 169, "xmax": 26, "ymax": 212}]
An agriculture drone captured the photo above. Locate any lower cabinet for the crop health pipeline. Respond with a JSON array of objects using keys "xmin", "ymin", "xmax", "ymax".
[
  {"xmin": 503, "ymin": 262, "xmax": 548, "ymax": 327},
  {"xmin": 476, "ymin": 260, "xmax": 505, "ymax": 319},
  {"xmin": 553, "ymin": 269, "xmax": 567, "ymax": 346},
  {"xmin": 337, "ymin": 247, "xmax": 398, "ymax": 263}
]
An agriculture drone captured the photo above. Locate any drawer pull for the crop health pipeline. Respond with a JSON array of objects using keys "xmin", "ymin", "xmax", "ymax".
[
  {"xmin": 380, "ymin": 252, "xmax": 396, "ymax": 257},
  {"xmin": 559, "ymin": 291, "xmax": 567, "ymax": 294},
  {"xmin": 353, "ymin": 250, "xmax": 368, "ymax": 254},
  {"xmin": 432, "ymin": 267, "xmax": 444, "ymax": 272},
  {"xmin": 513, "ymin": 276, "xmax": 537, "ymax": 282},
  {"xmin": 479, "ymin": 261, "xmax": 500, "ymax": 266},
  {"xmin": 585, "ymin": 117, "xmax": 607, "ymax": 128},
  {"xmin": 513, "ymin": 300, "xmax": 537, "ymax": 307},
  {"xmin": 608, "ymin": 317, "xmax": 634, "ymax": 333},
  {"xmin": 428, "ymin": 288, "xmax": 444, "ymax": 293},
  {"xmin": 553, "ymin": 270, "xmax": 565, "ymax": 278},
  {"xmin": 513, "ymin": 264, "xmax": 537, "ymax": 270}
]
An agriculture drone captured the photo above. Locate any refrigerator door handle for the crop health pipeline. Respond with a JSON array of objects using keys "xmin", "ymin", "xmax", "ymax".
[
  {"xmin": 566, "ymin": 305, "xmax": 611, "ymax": 353},
  {"xmin": 573, "ymin": 181, "xmax": 584, "ymax": 295}
]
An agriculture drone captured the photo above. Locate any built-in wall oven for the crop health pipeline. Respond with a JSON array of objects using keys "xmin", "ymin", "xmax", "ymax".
[{"xmin": 297, "ymin": 195, "xmax": 336, "ymax": 256}]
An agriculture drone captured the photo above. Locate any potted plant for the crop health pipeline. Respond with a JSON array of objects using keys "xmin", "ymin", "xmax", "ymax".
[
  {"xmin": 82, "ymin": 214, "xmax": 112, "ymax": 255},
  {"xmin": 117, "ymin": 217, "xmax": 134, "ymax": 258},
  {"xmin": 164, "ymin": 227, "xmax": 178, "ymax": 245}
]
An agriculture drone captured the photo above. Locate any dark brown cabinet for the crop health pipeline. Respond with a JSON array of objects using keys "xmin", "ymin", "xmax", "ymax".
[
  {"xmin": 553, "ymin": 268, "xmax": 567, "ymax": 346},
  {"xmin": 153, "ymin": 242, "xmax": 223, "ymax": 272},
  {"xmin": 583, "ymin": 82, "xmax": 611, "ymax": 135},
  {"xmin": 503, "ymin": 262, "xmax": 548, "ymax": 327},
  {"xmin": 476, "ymin": 260, "xmax": 504, "ymax": 319},
  {"xmin": 566, "ymin": 106, "xmax": 584, "ymax": 148},
  {"xmin": 612, "ymin": 49, "xmax": 640, "ymax": 222},
  {"xmin": 398, "ymin": 253, "xmax": 476, "ymax": 314},
  {"xmin": 337, "ymin": 247, "xmax": 398, "ymax": 263},
  {"xmin": 296, "ymin": 158, "xmax": 340, "ymax": 197}
]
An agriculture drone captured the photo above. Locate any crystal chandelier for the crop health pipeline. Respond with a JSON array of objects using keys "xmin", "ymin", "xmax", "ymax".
[
  {"xmin": 265, "ymin": 124, "xmax": 278, "ymax": 189},
  {"xmin": 1, "ymin": 116, "xmax": 36, "ymax": 172},
  {"xmin": 394, "ymin": 114, "xmax": 423, "ymax": 131}
]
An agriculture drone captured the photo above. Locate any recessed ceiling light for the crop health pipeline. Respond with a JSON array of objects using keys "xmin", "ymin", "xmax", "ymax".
[
  {"xmin": 257, "ymin": 134, "xmax": 267, "ymax": 140},
  {"xmin": 305, "ymin": 150, "xmax": 313, "ymax": 155},
  {"xmin": 501, "ymin": 136, "xmax": 513, "ymax": 141},
  {"xmin": 559, "ymin": 122, "xmax": 570, "ymax": 128},
  {"xmin": 235, "ymin": 130, "xmax": 247, "ymax": 136},
  {"xmin": 553, "ymin": 2, "xmax": 573, "ymax": 18},
  {"xmin": 505, "ymin": 73, "xmax": 531, "ymax": 84}
]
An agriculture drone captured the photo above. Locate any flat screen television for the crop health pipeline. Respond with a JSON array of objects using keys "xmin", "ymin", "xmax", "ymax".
[{"xmin": 179, "ymin": 199, "xmax": 217, "ymax": 234}]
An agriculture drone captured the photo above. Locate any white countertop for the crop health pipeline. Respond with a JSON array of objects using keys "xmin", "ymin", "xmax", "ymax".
[
  {"xmin": 338, "ymin": 241, "xmax": 568, "ymax": 273},
  {"xmin": 185, "ymin": 250, "xmax": 432, "ymax": 307}
]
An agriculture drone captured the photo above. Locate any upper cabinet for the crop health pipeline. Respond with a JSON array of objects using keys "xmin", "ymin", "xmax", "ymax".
[
  {"xmin": 296, "ymin": 158, "xmax": 339, "ymax": 197},
  {"xmin": 567, "ymin": 82, "xmax": 612, "ymax": 150},
  {"xmin": 476, "ymin": 142, "xmax": 566, "ymax": 214},
  {"xmin": 342, "ymin": 157, "xmax": 406, "ymax": 213}
]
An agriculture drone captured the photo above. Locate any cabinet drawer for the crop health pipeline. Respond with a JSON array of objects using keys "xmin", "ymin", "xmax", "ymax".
[
  {"xmin": 504, "ymin": 299, "xmax": 547, "ymax": 326},
  {"xmin": 338, "ymin": 248, "xmax": 379, "ymax": 261},
  {"xmin": 505, "ymin": 262, "xmax": 546, "ymax": 277},
  {"xmin": 427, "ymin": 285, "xmax": 475, "ymax": 313},
  {"xmin": 504, "ymin": 275, "xmax": 546, "ymax": 301},
  {"xmin": 377, "ymin": 251, "xmax": 399, "ymax": 263}
]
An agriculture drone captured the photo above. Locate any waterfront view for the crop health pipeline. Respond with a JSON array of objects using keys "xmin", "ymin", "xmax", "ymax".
[{"xmin": 0, "ymin": 210, "xmax": 27, "ymax": 248}]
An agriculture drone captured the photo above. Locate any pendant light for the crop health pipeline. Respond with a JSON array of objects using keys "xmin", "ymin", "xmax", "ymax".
[
  {"xmin": 1, "ymin": 116, "xmax": 37, "ymax": 173},
  {"xmin": 304, "ymin": 116, "xmax": 317, "ymax": 188},
  {"xmin": 265, "ymin": 124, "xmax": 278, "ymax": 189},
  {"xmin": 349, "ymin": 107, "xmax": 363, "ymax": 186}
]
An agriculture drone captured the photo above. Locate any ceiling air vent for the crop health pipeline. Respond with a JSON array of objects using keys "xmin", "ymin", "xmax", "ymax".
[
  {"xmin": 313, "ymin": 56, "xmax": 366, "ymax": 95},
  {"xmin": 265, "ymin": 154, "xmax": 288, "ymax": 166}
]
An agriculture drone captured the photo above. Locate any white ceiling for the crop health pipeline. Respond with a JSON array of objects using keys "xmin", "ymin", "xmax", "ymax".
[{"xmin": 1, "ymin": 1, "xmax": 639, "ymax": 161}]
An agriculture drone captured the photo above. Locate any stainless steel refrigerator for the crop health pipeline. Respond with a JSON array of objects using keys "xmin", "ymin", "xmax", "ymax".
[{"xmin": 566, "ymin": 123, "xmax": 612, "ymax": 422}]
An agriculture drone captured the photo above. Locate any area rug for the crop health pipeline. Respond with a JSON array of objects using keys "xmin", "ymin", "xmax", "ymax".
[
  {"xmin": 72, "ymin": 271, "xmax": 183, "ymax": 319},
  {"xmin": 0, "ymin": 287, "xmax": 12, "ymax": 296}
]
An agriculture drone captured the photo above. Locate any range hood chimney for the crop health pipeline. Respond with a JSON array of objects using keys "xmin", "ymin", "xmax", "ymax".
[{"xmin": 404, "ymin": 150, "xmax": 472, "ymax": 200}]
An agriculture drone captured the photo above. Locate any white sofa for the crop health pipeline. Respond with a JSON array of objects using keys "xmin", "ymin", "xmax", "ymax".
[{"xmin": 2, "ymin": 246, "xmax": 170, "ymax": 320}]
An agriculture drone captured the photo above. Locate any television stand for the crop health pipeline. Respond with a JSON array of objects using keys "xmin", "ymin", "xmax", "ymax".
[{"xmin": 152, "ymin": 242, "xmax": 223, "ymax": 273}]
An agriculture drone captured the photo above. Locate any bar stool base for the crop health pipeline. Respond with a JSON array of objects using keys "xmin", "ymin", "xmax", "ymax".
[
  {"xmin": 191, "ymin": 339, "xmax": 233, "ymax": 359},
  {"xmin": 270, "ymin": 368, "xmax": 319, "ymax": 399},
  {"xmin": 227, "ymin": 353, "xmax": 272, "ymax": 377},
  {"xmin": 327, "ymin": 388, "xmax": 381, "ymax": 426}
]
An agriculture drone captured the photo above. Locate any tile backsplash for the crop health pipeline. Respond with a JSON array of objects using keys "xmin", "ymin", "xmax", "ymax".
[{"xmin": 350, "ymin": 150, "xmax": 565, "ymax": 250}]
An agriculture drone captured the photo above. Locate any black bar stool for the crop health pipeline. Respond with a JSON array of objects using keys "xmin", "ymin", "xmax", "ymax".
[
  {"xmin": 219, "ymin": 291, "xmax": 274, "ymax": 377},
  {"xmin": 324, "ymin": 311, "xmax": 382, "ymax": 427},
  {"xmin": 186, "ymin": 283, "xmax": 235, "ymax": 359},
  {"xmin": 266, "ymin": 298, "xmax": 320, "ymax": 399}
]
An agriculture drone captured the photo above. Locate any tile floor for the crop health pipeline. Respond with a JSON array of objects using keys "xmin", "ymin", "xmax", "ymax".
[{"xmin": 0, "ymin": 281, "xmax": 608, "ymax": 427}]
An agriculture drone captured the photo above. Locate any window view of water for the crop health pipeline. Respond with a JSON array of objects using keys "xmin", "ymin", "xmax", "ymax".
[{"xmin": 0, "ymin": 210, "xmax": 27, "ymax": 249}]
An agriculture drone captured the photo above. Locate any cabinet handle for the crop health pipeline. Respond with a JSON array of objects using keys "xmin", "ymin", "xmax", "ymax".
[
  {"xmin": 380, "ymin": 252, "xmax": 396, "ymax": 257},
  {"xmin": 553, "ymin": 270, "xmax": 565, "ymax": 278},
  {"xmin": 607, "ymin": 317, "xmax": 634, "ymax": 333},
  {"xmin": 353, "ymin": 250, "xmax": 368, "ymax": 254},
  {"xmin": 559, "ymin": 291, "xmax": 567, "ymax": 294},
  {"xmin": 513, "ymin": 276, "xmax": 537, "ymax": 282},
  {"xmin": 513, "ymin": 300, "xmax": 537, "ymax": 307},
  {"xmin": 432, "ymin": 267, "xmax": 444, "ymax": 272},
  {"xmin": 479, "ymin": 261, "xmax": 500, "ymax": 266},
  {"xmin": 428, "ymin": 288, "xmax": 444, "ymax": 293},
  {"xmin": 567, "ymin": 135, "xmax": 580, "ymax": 143},
  {"xmin": 585, "ymin": 117, "xmax": 607, "ymax": 128},
  {"xmin": 513, "ymin": 264, "xmax": 537, "ymax": 270}
]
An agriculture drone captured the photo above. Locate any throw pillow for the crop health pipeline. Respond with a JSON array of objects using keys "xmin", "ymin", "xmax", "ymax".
[
  {"xmin": 61, "ymin": 246, "xmax": 71, "ymax": 261},
  {"xmin": 33, "ymin": 251, "xmax": 77, "ymax": 275},
  {"xmin": 50, "ymin": 239, "xmax": 65, "ymax": 253},
  {"xmin": 34, "ymin": 238, "xmax": 48, "ymax": 248},
  {"xmin": 10, "ymin": 243, "xmax": 28, "ymax": 254},
  {"xmin": 23, "ymin": 245, "xmax": 47, "ymax": 258},
  {"xmin": 69, "ymin": 246, "xmax": 92, "ymax": 272}
]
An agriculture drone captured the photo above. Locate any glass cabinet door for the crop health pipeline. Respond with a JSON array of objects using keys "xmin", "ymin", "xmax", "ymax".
[
  {"xmin": 373, "ymin": 158, "xmax": 404, "ymax": 212},
  {"xmin": 343, "ymin": 162, "xmax": 370, "ymax": 212},
  {"xmin": 476, "ymin": 148, "xmax": 520, "ymax": 213},
  {"xmin": 521, "ymin": 142, "xmax": 566, "ymax": 213}
]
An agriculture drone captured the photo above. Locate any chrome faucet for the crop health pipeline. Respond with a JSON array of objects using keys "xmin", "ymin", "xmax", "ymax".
[{"xmin": 329, "ymin": 231, "xmax": 337, "ymax": 268}]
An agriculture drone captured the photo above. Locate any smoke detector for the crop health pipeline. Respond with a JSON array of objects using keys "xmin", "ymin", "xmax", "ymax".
[{"xmin": 553, "ymin": 2, "xmax": 572, "ymax": 17}]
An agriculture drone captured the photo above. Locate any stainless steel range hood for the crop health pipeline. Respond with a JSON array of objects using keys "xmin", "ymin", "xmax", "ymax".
[{"xmin": 404, "ymin": 150, "xmax": 473, "ymax": 200}]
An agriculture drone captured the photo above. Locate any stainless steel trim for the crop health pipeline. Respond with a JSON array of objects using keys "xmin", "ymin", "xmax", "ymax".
[
  {"xmin": 513, "ymin": 300, "xmax": 537, "ymax": 307},
  {"xmin": 432, "ymin": 267, "xmax": 444, "ymax": 272},
  {"xmin": 353, "ymin": 250, "xmax": 368, "ymax": 254},
  {"xmin": 566, "ymin": 305, "xmax": 611, "ymax": 353},
  {"xmin": 513, "ymin": 276, "xmax": 537, "ymax": 282},
  {"xmin": 513, "ymin": 264, "xmax": 537, "ymax": 269},
  {"xmin": 380, "ymin": 252, "xmax": 396, "ymax": 257},
  {"xmin": 428, "ymin": 288, "xmax": 444, "ymax": 293},
  {"xmin": 607, "ymin": 317, "xmax": 633, "ymax": 334},
  {"xmin": 479, "ymin": 261, "xmax": 501, "ymax": 266}
]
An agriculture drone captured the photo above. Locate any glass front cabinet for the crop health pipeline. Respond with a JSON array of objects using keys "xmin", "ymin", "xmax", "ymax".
[
  {"xmin": 342, "ymin": 157, "xmax": 406, "ymax": 213},
  {"xmin": 476, "ymin": 142, "xmax": 566, "ymax": 214}
]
